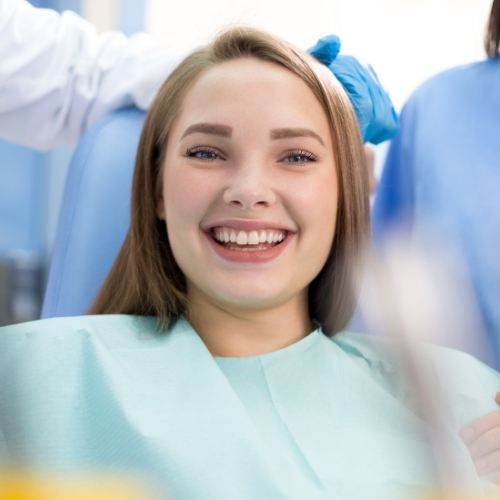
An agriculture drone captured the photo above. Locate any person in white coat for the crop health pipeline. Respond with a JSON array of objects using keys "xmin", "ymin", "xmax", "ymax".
[
  {"xmin": 0, "ymin": 0, "xmax": 183, "ymax": 150},
  {"xmin": 1, "ymin": 0, "xmax": 401, "ymax": 151}
]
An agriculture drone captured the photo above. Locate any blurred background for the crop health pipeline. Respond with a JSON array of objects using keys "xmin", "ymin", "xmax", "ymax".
[{"xmin": 0, "ymin": 0, "xmax": 493, "ymax": 325}]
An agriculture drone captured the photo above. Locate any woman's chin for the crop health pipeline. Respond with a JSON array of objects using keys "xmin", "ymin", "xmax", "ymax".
[
  {"xmin": 195, "ymin": 283, "xmax": 297, "ymax": 314},
  {"xmin": 214, "ymin": 290, "xmax": 287, "ymax": 312}
]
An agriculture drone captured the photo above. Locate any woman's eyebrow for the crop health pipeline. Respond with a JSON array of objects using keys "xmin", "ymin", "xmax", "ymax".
[
  {"xmin": 181, "ymin": 123, "xmax": 232, "ymax": 139},
  {"xmin": 270, "ymin": 128, "xmax": 325, "ymax": 147},
  {"xmin": 180, "ymin": 123, "xmax": 325, "ymax": 147}
]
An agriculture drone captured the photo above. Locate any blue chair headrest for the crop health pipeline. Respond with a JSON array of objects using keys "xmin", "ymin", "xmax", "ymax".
[{"xmin": 42, "ymin": 108, "xmax": 146, "ymax": 318}]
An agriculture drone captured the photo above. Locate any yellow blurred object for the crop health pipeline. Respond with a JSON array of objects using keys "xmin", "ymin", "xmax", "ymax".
[
  {"xmin": 0, "ymin": 472, "xmax": 158, "ymax": 500},
  {"xmin": 419, "ymin": 490, "xmax": 500, "ymax": 500}
]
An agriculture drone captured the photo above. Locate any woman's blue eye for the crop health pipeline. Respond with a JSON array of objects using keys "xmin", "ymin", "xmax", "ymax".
[
  {"xmin": 185, "ymin": 147, "xmax": 223, "ymax": 161},
  {"xmin": 282, "ymin": 150, "xmax": 317, "ymax": 164}
]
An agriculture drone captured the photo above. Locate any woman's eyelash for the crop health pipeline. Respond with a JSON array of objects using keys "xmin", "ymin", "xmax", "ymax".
[
  {"xmin": 281, "ymin": 150, "xmax": 318, "ymax": 164},
  {"xmin": 184, "ymin": 147, "xmax": 317, "ymax": 164},
  {"xmin": 185, "ymin": 146, "xmax": 224, "ymax": 161}
]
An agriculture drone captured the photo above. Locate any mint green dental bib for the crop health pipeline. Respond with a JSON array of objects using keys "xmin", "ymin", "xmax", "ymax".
[{"xmin": 0, "ymin": 315, "xmax": 498, "ymax": 499}]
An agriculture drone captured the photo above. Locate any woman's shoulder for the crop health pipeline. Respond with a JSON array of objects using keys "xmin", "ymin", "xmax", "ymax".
[
  {"xmin": 0, "ymin": 313, "xmax": 155, "ymax": 331},
  {"xmin": 0, "ymin": 314, "xmax": 169, "ymax": 349},
  {"xmin": 332, "ymin": 331, "xmax": 500, "ymax": 427},
  {"xmin": 0, "ymin": 315, "xmax": 201, "ymax": 391},
  {"xmin": 333, "ymin": 331, "xmax": 498, "ymax": 378}
]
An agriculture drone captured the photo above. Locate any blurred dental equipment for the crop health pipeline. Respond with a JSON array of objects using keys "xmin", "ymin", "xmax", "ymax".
[{"xmin": 360, "ymin": 233, "xmax": 497, "ymax": 498}]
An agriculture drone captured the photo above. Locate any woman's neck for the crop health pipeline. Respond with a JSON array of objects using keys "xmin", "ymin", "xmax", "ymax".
[{"xmin": 186, "ymin": 292, "xmax": 312, "ymax": 357}]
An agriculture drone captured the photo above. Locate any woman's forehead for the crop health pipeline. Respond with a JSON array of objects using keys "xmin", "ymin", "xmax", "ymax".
[{"xmin": 173, "ymin": 58, "xmax": 331, "ymax": 138}]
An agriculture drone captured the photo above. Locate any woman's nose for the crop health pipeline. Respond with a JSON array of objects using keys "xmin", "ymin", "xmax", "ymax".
[{"xmin": 222, "ymin": 168, "xmax": 276, "ymax": 210}]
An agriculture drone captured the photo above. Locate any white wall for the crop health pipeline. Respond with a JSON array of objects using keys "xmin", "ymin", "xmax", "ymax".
[
  {"xmin": 82, "ymin": 0, "xmax": 118, "ymax": 31},
  {"xmin": 146, "ymin": 0, "xmax": 493, "ymax": 110}
]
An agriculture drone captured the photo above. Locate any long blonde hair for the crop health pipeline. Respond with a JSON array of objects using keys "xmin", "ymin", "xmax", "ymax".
[{"xmin": 90, "ymin": 26, "xmax": 370, "ymax": 335}]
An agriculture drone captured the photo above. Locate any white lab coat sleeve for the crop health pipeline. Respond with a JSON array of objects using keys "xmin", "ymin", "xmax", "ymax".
[{"xmin": 0, "ymin": 0, "xmax": 184, "ymax": 150}]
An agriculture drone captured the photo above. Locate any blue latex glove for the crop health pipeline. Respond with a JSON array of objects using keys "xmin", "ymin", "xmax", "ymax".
[{"xmin": 309, "ymin": 35, "xmax": 399, "ymax": 144}]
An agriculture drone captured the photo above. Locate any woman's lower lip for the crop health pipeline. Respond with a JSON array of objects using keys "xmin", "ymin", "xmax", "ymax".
[{"xmin": 204, "ymin": 232, "xmax": 292, "ymax": 263}]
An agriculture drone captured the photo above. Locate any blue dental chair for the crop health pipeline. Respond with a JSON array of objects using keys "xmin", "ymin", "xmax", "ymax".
[{"xmin": 41, "ymin": 108, "xmax": 146, "ymax": 318}]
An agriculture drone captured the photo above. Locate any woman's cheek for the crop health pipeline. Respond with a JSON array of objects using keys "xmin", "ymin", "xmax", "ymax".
[{"xmin": 165, "ymin": 169, "xmax": 222, "ymax": 232}]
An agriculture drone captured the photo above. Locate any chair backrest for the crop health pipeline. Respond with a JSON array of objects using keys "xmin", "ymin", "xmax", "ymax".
[{"xmin": 41, "ymin": 108, "xmax": 146, "ymax": 318}]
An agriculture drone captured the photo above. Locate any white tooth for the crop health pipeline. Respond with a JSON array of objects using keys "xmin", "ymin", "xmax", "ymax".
[
  {"xmin": 237, "ymin": 231, "xmax": 248, "ymax": 245},
  {"xmin": 217, "ymin": 230, "xmax": 224, "ymax": 242},
  {"xmin": 266, "ymin": 231, "xmax": 274, "ymax": 244},
  {"xmin": 273, "ymin": 232, "xmax": 280, "ymax": 243},
  {"xmin": 223, "ymin": 230, "xmax": 230, "ymax": 243},
  {"xmin": 277, "ymin": 232, "xmax": 285, "ymax": 242},
  {"xmin": 248, "ymin": 231, "xmax": 259, "ymax": 245},
  {"xmin": 259, "ymin": 230, "xmax": 267, "ymax": 243},
  {"xmin": 229, "ymin": 231, "xmax": 237, "ymax": 243}
]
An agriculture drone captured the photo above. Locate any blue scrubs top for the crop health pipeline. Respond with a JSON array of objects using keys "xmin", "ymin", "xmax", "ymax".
[
  {"xmin": 372, "ymin": 59, "xmax": 500, "ymax": 365},
  {"xmin": 0, "ymin": 315, "xmax": 499, "ymax": 499}
]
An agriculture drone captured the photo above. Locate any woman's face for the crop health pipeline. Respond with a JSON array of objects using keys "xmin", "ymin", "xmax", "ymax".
[{"xmin": 158, "ymin": 58, "xmax": 338, "ymax": 315}]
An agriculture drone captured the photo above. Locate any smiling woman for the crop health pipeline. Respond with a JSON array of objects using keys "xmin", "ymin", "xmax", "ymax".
[
  {"xmin": 90, "ymin": 27, "xmax": 369, "ymax": 352},
  {"xmin": 1, "ymin": 26, "xmax": 500, "ymax": 500}
]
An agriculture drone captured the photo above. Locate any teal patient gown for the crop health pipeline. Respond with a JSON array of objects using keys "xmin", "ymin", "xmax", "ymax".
[{"xmin": 0, "ymin": 315, "xmax": 499, "ymax": 499}]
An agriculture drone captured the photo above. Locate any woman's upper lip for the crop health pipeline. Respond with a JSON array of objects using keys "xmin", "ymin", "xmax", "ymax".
[{"xmin": 202, "ymin": 219, "xmax": 297, "ymax": 232}]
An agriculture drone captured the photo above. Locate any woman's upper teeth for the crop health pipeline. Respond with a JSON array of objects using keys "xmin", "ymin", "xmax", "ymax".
[{"xmin": 214, "ymin": 228, "xmax": 285, "ymax": 245}]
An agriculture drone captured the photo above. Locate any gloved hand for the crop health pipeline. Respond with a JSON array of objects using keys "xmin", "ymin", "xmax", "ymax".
[{"xmin": 308, "ymin": 35, "xmax": 399, "ymax": 144}]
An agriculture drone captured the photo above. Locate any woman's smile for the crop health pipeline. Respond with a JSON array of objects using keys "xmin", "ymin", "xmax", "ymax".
[
  {"xmin": 201, "ymin": 218, "xmax": 297, "ymax": 264},
  {"xmin": 204, "ymin": 225, "xmax": 294, "ymax": 264}
]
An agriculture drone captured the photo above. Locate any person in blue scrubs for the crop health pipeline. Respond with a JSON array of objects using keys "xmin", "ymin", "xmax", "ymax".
[
  {"xmin": 1, "ymin": 26, "xmax": 500, "ymax": 499},
  {"xmin": 372, "ymin": 1, "xmax": 500, "ymax": 366}
]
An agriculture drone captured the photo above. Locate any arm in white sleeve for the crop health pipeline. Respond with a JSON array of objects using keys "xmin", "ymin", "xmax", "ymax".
[{"xmin": 0, "ymin": 0, "xmax": 184, "ymax": 150}]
